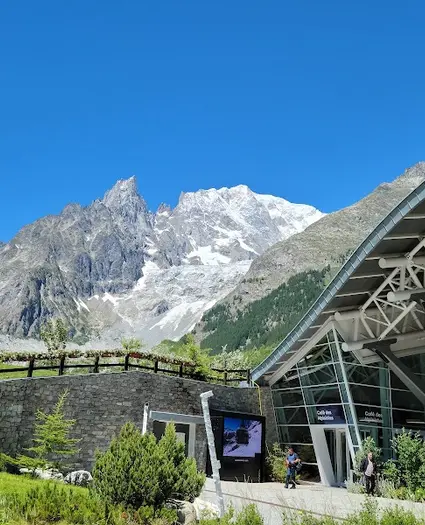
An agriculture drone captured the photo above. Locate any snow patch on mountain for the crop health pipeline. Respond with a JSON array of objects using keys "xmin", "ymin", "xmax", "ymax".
[{"xmin": 0, "ymin": 178, "xmax": 324, "ymax": 347}]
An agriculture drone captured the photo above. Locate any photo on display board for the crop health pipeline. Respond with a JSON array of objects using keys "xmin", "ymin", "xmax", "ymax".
[{"xmin": 223, "ymin": 417, "xmax": 262, "ymax": 457}]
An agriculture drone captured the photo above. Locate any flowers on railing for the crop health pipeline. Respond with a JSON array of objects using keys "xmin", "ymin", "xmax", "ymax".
[{"xmin": 0, "ymin": 348, "xmax": 195, "ymax": 367}]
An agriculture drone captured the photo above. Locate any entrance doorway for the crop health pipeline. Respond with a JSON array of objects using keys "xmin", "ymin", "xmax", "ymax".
[{"xmin": 324, "ymin": 429, "xmax": 351, "ymax": 486}]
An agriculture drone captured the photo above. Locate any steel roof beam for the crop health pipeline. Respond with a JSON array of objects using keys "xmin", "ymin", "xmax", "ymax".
[{"xmin": 379, "ymin": 256, "xmax": 425, "ymax": 268}]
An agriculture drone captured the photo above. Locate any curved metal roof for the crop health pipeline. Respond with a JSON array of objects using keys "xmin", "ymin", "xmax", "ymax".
[{"xmin": 252, "ymin": 180, "xmax": 425, "ymax": 384}]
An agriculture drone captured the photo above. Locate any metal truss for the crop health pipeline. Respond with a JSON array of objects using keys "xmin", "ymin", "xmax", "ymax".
[{"xmin": 336, "ymin": 239, "xmax": 425, "ymax": 350}]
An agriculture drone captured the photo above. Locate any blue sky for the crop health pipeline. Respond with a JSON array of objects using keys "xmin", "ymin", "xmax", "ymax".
[{"xmin": 1, "ymin": 1, "xmax": 425, "ymax": 241}]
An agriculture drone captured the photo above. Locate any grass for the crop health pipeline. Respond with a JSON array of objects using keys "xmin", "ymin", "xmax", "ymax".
[
  {"xmin": 0, "ymin": 472, "xmax": 86, "ymax": 496},
  {"xmin": 0, "ymin": 473, "xmax": 88, "ymax": 525},
  {"xmin": 0, "ymin": 364, "xmax": 58, "ymax": 380}
]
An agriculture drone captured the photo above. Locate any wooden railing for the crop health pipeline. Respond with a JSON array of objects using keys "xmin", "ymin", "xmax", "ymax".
[{"xmin": 0, "ymin": 350, "xmax": 251, "ymax": 386}]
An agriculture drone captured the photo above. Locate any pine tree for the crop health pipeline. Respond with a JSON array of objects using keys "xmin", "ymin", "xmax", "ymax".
[
  {"xmin": 39, "ymin": 318, "xmax": 68, "ymax": 353},
  {"xmin": 121, "ymin": 337, "xmax": 143, "ymax": 352},
  {"xmin": 92, "ymin": 422, "xmax": 205, "ymax": 510},
  {"xmin": 16, "ymin": 390, "xmax": 80, "ymax": 472}
]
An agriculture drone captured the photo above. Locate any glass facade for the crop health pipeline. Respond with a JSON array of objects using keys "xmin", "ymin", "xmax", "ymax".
[{"xmin": 271, "ymin": 327, "xmax": 425, "ymax": 483}]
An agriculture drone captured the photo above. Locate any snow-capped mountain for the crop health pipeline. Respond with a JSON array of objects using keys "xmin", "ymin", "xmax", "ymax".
[{"xmin": 0, "ymin": 178, "xmax": 323, "ymax": 348}]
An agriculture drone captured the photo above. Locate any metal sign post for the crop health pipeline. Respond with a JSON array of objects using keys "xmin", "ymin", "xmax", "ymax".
[
  {"xmin": 142, "ymin": 403, "xmax": 149, "ymax": 435},
  {"xmin": 200, "ymin": 391, "xmax": 225, "ymax": 517}
]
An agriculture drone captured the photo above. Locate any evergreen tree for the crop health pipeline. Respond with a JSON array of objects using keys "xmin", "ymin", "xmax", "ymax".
[
  {"xmin": 39, "ymin": 318, "xmax": 68, "ymax": 352},
  {"xmin": 15, "ymin": 390, "xmax": 80, "ymax": 472},
  {"xmin": 92, "ymin": 422, "xmax": 205, "ymax": 510},
  {"xmin": 121, "ymin": 337, "xmax": 143, "ymax": 352},
  {"xmin": 201, "ymin": 267, "xmax": 332, "ymax": 352}
]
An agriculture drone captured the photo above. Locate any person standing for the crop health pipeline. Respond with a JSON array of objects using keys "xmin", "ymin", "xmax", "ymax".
[
  {"xmin": 285, "ymin": 446, "xmax": 300, "ymax": 489},
  {"xmin": 360, "ymin": 451, "xmax": 378, "ymax": 495}
]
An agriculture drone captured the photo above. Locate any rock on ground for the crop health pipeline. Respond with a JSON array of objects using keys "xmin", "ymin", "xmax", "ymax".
[
  {"xmin": 64, "ymin": 470, "xmax": 93, "ymax": 487},
  {"xmin": 193, "ymin": 498, "xmax": 220, "ymax": 520},
  {"xmin": 19, "ymin": 468, "xmax": 64, "ymax": 481}
]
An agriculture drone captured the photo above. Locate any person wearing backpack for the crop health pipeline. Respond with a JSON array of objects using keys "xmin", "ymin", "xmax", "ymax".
[{"xmin": 285, "ymin": 446, "xmax": 301, "ymax": 489}]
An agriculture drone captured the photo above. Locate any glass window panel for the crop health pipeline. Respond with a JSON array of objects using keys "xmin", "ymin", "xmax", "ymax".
[
  {"xmin": 302, "ymin": 385, "xmax": 341, "ymax": 405},
  {"xmin": 390, "ymin": 371, "xmax": 425, "ymax": 391},
  {"xmin": 344, "ymin": 363, "xmax": 386, "ymax": 387},
  {"xmin": 349, "ymin": 384, "xmax": 385, "ymax": 406},
  {"xmin": 400, "ymin": 354, "xmax": 425, "ymax": 375},
  {"xmin": 359, "ymin": 425, "xmax": 393, "ymax": 450},
  {"xmin": 280, "ymin": 443, "xmax": 317, "ymax": 463},
  {"xmin": 278, "ymin": 426, "xmax": 312, "ymax": 444},
  {"xmin": 298, "ymin": 364, "xmax": 337, "ymax": 386},
  {"xmin": 390, "ymin": 373, "xmax": 408, "ymax": 391},
  {"xmin": 299, "ymin": 464, "xmax": 320, "ymax": 482},
  {"xmin": 275, "ymin": 407, "xmax": 308, "ymax": 425},
  {"xmin": 356, "ymin": 405, "xmax": 392, "ymax": 427},
  {"xmin": 341, "ymin": 351, "xmax": 362, "ymax": 364},
  {"xmin": 272, "ymin": 389, "xmax": 304, "ymax": 407},
  {"xmin": 392, "ymin": 389, "xmax": 424, "ymax": 412},
  {"xmin": 299, "ymin": 343, "xmax": 332, "ymax": 368},
  {"xmin": 393, "ymin": 409, "xmax": 425, "ymax": 429},
  {"xmin": 273, "ymin": 371, "xmax": 301, "ymax": 390}
]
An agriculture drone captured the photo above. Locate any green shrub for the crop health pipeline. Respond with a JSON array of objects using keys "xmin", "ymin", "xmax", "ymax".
[
  {"xmin": 375, "ymin": 477, "xmax": 398, "ymax": 499},
  {"xmin": 0, "ymin": 453, "xmax": 6, "ymax": 472},
  {"xmin": 389, "ymin": 430, "xmax": 425, "ymax": 492},
  {"xmin": 413, "ymin": 487, "xmax": 425, "ymax": 502},
  {"xmin": 382, "ymin": 460, "xmax": 400, "ymax": 486},
  {"xmin": 92, "ymin": 422, "xmax": 205, "ymax": 510},
  {"xmin": 282, "ymin": 514, "xmax": 338, "ymax": 525},
  {"xmin": 354, "ymin": 436, "xmax": 382, "ymax": 474},
  {"xmin": 266, "ymin": 443, "xmax": 286, "ymax": 482},
  {"xmin": 345, "ymin": 498, "xmax": 379, "ymax": 525},
  {"xmin": 2, "ymin": 482, "xmax": 111, "ymax": 524},
  {"xmin": 380, "ymin": 506, "xmax": 422, "ymax": 525},
  {"xmin": 13, "ymin": 390, "xmax": 80, "ymax": 473},
  {"xmin": 234, "ymin": 504, "xmax": 264, "ymax": 525},
  {"xmin": 0, "ymin": 479, "xmax": 178, "ymax": 525},
  {"xmin": 346, "ymin": 480, "xmax": 365, "ymax": 494},
  {"xmin": 198, "ymin": 504, "xmax": 264, "ymax": 525}
]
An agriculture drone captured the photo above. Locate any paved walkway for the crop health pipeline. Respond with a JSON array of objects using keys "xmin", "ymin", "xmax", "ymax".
[{"xmin": 201, "ymin": 479, "xmax": 425, "ymax": 524}]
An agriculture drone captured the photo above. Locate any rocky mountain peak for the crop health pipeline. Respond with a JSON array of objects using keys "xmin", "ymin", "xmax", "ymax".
[
  {"xmin": 102, "ymin": 176, "xmax": 145, "ymax": 209},
  {"xmin": 395, "ymin": 161, "xmax": 425, "ymax": 184},
  {"xmin": 101, "ymin": 176, "xmax": 151, "ymax": 232},
  {"xmin": 0, "ymin": 176, "xmax": 325, "ymax": 346},
  {"xmin": 156, "ymin": 203, "xmax": 171, "ymax": 215}
]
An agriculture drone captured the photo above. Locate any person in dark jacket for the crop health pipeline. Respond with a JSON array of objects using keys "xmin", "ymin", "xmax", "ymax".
[{"xmin": 360, "ymin": 452, "xmax": 378, "ymax": 495}]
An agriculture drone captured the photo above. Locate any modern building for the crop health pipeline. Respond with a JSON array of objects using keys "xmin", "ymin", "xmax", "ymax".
[{"xmin": 252, "ymin": 180, "xmax": 425, "ymax": 486}]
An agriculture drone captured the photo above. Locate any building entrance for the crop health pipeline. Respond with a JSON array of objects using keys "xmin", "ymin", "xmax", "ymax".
[{"xmin": 324, "ymin": 428, "xmax": 351, "ymax": 486}]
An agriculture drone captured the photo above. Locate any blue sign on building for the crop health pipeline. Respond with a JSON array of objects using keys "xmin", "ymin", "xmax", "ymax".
[{"xmin": 316, "ymin": 405, "xmax": 346, "ymax": 424}]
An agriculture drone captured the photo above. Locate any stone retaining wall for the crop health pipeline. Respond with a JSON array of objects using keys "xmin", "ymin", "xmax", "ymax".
[{"xmin": 0, "ymin": 371, "xmax": 277, "ymax": 471}]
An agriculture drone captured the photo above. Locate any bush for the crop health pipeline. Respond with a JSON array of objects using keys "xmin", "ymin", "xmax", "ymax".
[
  {"xmin": 198, "ymin": 504, "xmax": 263, "ymax": 525},
  {"xmin": 0, "ymin": 480, "xmax": 178, "ymax": 525},
  {"xmin": 13, "ymin": 390, "xmax": 80, "ymax": 473},
  {"xmin": 382, "ymin": 460, "xmax": 400, "ymax": 486},
  {"xmin": 389, "ymin": 430, "xmax": 425, "ymax": 492},
  {"xmin": 92, "ymin": 422, "xmax": 205, "ymax": 510},
  {"xmin": 375, "ymin": 477, "xmax": 398, "ymax": 499},
  {"xmin": 266, "ymin": 443, "xmax": 286, "ymax": 482},
  {"xmin": 2, "ymin": 482, "xmax": 111, "ymax": 524},
  {"xmin": 354, "ymin": 436, "xmax": 382, "ymax": 474},
  {"xmin": 346, "ymin": 480, "xmax": 365, "ymax": 494},
  {"xmin": 199, "ymin": 501, "xmax": 425, "ymax": 525}
]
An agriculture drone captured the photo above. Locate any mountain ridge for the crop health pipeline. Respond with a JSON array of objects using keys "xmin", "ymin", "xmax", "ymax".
[
  {"xmin": 0, "ymin": 178, "xmax": 323, "ymax": 348},
  {"xmin": 197, "ymin": 162, "xmax": 425, "ymax": 351}
]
